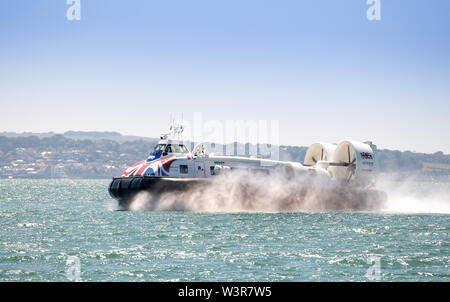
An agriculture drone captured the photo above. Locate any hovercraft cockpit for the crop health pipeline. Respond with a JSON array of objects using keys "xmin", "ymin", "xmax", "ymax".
[{"xmin": 146, "ymin": 140, "xmax": 190, "ymax": 162}]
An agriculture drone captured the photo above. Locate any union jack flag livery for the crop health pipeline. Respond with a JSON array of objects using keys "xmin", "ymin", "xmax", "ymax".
[{"xmin": 122, "ymin": 158, "xmax": 176, "ymax": 177}]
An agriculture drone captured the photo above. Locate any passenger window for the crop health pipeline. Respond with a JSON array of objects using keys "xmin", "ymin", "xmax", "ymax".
[{"xmin": 180, "ymin": 165, "xmax": 188, "ymax": 174}]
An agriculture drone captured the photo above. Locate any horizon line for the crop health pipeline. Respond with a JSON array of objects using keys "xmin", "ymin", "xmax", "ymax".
[{"xmin": 1, "ymin": 130, "xmax": 448, "ymax": 156}]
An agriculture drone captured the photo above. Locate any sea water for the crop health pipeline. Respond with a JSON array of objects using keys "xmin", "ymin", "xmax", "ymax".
[{"xmin": 0, "ymin": 179, "xmax": 448, "ymax": 281}]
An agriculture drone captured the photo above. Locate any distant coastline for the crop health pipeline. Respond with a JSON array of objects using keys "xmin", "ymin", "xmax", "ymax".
[{"xmin": 1, "ymin": 131, "xmax": 449, "ymax": 180}]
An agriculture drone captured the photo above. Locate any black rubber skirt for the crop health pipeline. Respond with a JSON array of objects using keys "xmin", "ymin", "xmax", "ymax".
[
  {"xmin": 108, "ymin": 176, "xmax": 388, "ymax": 211},
  {"xmin": 108, "ymin": 176, "xmax": 208, "ymax": 202}
]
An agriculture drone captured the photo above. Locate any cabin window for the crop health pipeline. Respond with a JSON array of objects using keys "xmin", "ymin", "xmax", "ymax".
[
  {"xmin": 180, "ymin": 165, "xmax": 188, "ymax": 174},
  {"xmin": 154, "ymin": 144, "xmax": 167, "ymax": 153},
  {"xmin": 164, "ymin": 144, "xmax": 189, "ymax": 153},
  {"xmin": 178, "ymin": 144, "xmax": 189, "ymax": 153}
]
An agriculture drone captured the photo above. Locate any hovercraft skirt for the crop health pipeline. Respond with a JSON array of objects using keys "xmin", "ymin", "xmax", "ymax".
[{"xmin": 108, "ymin": 176, "xmax": 208, "ymax": 202}]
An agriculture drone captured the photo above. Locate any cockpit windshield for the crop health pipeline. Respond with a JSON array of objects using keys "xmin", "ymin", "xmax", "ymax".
[
  {"xmin": 154, "ymin": 144, "xmax": 167, "ymax": 153},
  {"xmin": 154, "ymin": 144, "xmax": 189, "ymax": 154}
]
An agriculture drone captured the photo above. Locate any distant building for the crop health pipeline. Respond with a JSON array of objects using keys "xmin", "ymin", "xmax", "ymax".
[{"xmin": 51, "ymin": 166, "xmax": 67, "ymax": 178}]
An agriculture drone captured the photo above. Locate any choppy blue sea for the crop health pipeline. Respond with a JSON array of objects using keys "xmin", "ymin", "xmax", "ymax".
[{"xmin": 0, "ymin": 179, "xmax": 448, "ymax": 281}]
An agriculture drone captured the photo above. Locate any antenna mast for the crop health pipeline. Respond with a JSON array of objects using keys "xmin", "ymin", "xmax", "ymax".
[{"xmin": 160, "ymin": 118, "xmax": 184, "ymax": 140}]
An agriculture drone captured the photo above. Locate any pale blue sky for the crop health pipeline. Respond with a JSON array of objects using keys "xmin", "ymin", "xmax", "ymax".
[{"xmin": 1, "ymin": 0, "xmax": 449, "ymax": 153}]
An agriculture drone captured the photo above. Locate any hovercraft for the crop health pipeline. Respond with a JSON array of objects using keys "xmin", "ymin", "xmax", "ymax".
[{"xmin": 108, "ymin": 123, "xmax": 387, "ymax": 210}]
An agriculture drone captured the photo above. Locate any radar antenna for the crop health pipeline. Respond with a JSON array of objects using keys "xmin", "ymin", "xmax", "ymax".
[{"xmin": 160, "ymin": 121, "xmax": 185, "ymax": 140}]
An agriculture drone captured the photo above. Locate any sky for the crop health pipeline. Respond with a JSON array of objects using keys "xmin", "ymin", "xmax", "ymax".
[{"xmin": 0, "ymin": 0, "xmax": 449, "ymax": 153}]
